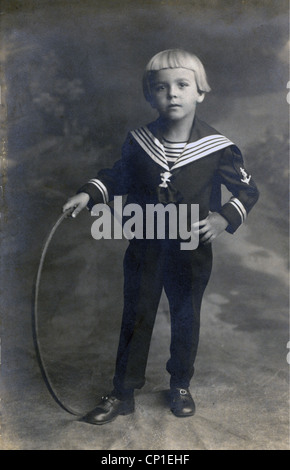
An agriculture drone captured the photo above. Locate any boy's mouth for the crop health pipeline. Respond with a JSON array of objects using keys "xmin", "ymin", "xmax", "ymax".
[{"xmin": 168, "ymin": 104, "xmax": 181, "ymax": 108}]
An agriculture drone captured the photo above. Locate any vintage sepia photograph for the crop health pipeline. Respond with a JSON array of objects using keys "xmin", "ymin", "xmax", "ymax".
[{"xmin": 0, "ymin": 0, "xmax": 289, "ymax": 452}]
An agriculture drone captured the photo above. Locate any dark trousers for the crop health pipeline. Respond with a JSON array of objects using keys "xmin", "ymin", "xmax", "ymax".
[{"xmin": 113, "ymin": 238, "xmax": 212, "ymax": 398}]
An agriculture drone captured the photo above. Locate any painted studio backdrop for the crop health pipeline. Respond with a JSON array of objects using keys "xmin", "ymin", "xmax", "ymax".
[{"xmin": 0, "ymin": 0, "xmax": 289, "ymax": 450}]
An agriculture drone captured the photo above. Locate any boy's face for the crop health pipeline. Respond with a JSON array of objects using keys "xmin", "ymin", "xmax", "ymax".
[{"xmin": 149, "ymin": 68, "xmax": 204, "ymax": 123}]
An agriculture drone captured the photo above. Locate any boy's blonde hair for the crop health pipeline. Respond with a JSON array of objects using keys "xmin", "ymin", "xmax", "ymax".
[{"xmin": 143, "ymin": 49, "xmax": 211, "ymax": 102}]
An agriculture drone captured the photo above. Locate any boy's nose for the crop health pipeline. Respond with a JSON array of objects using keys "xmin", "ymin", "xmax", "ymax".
[{"xmin": 168, "ymin": 86, "xmax": 178, "ymax": 98}]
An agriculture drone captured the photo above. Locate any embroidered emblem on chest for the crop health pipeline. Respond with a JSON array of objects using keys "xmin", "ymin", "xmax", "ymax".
[
  {"xmin": 159, "ymin": 171, "xmax": 172, "ymax": 188},
  {"xmin": 240, "ymin": 167, "xmax": 251, "ymax": 185}
]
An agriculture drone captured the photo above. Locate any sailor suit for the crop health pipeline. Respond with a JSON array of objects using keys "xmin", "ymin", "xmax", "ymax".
[{"xmin": 78, "ymin": 116, "xmax": 259, "ymax": 395}]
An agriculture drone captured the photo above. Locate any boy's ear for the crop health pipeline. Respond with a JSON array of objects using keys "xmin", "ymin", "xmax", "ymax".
[{"xmin": 197, "ymin": 92, "xmax": 205, "ymax": 103}]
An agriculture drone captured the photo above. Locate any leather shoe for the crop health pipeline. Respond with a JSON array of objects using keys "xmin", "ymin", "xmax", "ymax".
[
  {"xmin": 170, "ymin": 387, "xmax": 195, "ymax": 417},
  {"xmin": 79, "ymin": 393, "xmax": 135, "ymax": 425}
]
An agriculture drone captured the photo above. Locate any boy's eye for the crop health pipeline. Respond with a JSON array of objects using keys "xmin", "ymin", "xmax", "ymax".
[
  {"xmin": 178, "ymin": 82, "xmax": 189, "ymax": 88},
  {"xmin": 154, "ymin": 84, "xmax": 166, "ymax": 92}
]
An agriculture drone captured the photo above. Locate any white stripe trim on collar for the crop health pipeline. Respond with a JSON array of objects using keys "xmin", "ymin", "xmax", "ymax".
[
  {"xmin": 172, "ymin": 138, "xmax": 234, "ymax": 170},
  {"xmin": 131, "ymin": 127, "xmax": 168, "ymax": 170},
  {"xmin": 131, "ymin": 126, "xmax": 234, "ymax": 171},
  {"xmin": 179, "ymin": 135, "xmax": 232, "ymax": 158}
]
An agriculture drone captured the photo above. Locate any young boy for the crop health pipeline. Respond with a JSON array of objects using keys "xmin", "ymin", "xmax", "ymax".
[{"xmin": 63, "ymin": 49, "xmax": 259, "ymax": 424}]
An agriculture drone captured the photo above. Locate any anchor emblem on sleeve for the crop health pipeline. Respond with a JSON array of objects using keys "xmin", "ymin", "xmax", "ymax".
[
  {"xmin": 240, "ymin": 167, "xmax": 251, "ymax": 185},
  {"xmin": 159, "ymin": 171, "xmax": 172, "ymax": 188}
]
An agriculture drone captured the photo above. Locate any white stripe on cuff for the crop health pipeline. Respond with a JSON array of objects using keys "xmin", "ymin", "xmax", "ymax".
[
  {"xmin": 228, "ymin": 197, "xmax": 247, "ymax": 224},
  {"xmin": 88, "ymin": 179, "xmax": 109, "ymax": 204}
]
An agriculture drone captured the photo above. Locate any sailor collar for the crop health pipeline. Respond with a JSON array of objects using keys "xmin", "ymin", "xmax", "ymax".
[{"xmin": 130, "ymin": 118, "xmax": 234, "ymax": 172}]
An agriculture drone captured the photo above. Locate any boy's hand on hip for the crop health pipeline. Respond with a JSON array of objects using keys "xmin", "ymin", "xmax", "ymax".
[
  {"xmin": 62, "ymin": 192, "xmax": 90, "ymax": 218},
  {"xmin": 192, "ymin": 212, "xmax": 228, "ymax": 244}
]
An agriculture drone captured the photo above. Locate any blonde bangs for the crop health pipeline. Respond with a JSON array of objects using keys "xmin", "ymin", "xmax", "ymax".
[{"xmin": 143, "ymin": 49, "xmax": 211, "ymax": 102}]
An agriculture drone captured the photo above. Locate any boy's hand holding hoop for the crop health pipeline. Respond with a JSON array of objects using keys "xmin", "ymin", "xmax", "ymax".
[{"xmin": 63, "ymin": 192, "xmax": 90, "ymax": 218}]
